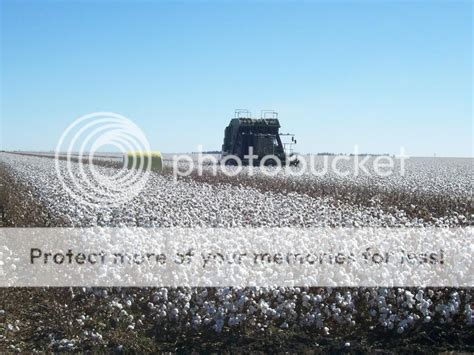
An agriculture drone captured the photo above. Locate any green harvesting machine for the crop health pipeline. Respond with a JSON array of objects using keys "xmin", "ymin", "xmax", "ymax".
[{"xmin": 221, "ymin": 110, "xmax": 298, "ymax": 166}]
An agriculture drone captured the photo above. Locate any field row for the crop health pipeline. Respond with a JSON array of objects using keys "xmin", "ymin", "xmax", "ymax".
[{"xmin": 1, "ymin": 152, "xmax": 471, "ymax": 227}]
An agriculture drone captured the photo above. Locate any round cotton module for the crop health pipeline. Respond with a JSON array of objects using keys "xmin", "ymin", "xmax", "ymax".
[{"xmin": 125, "ymin": 151, "xmax": 163, "ymax": 172}]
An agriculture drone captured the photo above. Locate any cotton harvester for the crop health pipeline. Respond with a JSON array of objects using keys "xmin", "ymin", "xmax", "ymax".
[{"xmin": 221, "ymin": 110, "xmax": 298, "ymax": 166}]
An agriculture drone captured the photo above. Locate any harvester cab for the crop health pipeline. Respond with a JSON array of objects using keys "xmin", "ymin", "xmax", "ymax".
[{"xmin": 221, "ymin": 110, "xmax": 299, "ymax": 166}]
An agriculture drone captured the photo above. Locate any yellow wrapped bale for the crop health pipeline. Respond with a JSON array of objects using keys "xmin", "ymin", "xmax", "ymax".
[{"xmin": 125, "ymin": 151, "xmax": 163, "ymax": 172}]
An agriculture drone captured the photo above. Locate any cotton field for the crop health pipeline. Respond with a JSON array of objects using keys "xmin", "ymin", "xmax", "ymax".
[{"xmin": 0, "ymin": 152, "xmax": 472, "ymax": 352}]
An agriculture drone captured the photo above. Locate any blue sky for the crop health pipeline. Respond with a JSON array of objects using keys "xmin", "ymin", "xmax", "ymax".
[{"xmin": 1, "ymin": 0, "xmax": 472, "ymax": 156}]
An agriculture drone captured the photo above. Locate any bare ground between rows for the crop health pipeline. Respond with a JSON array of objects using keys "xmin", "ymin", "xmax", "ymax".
[
  {"xmin": 2, "ymin": 152, "xmax": 472, "ymax": 225},
  {"xmin": 0, "ymin": 162, "xmax": 68, "ymax": 227},
  {"xmin": 0, "ymin": 287, "xmax": 473, "ymax": 353}
]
